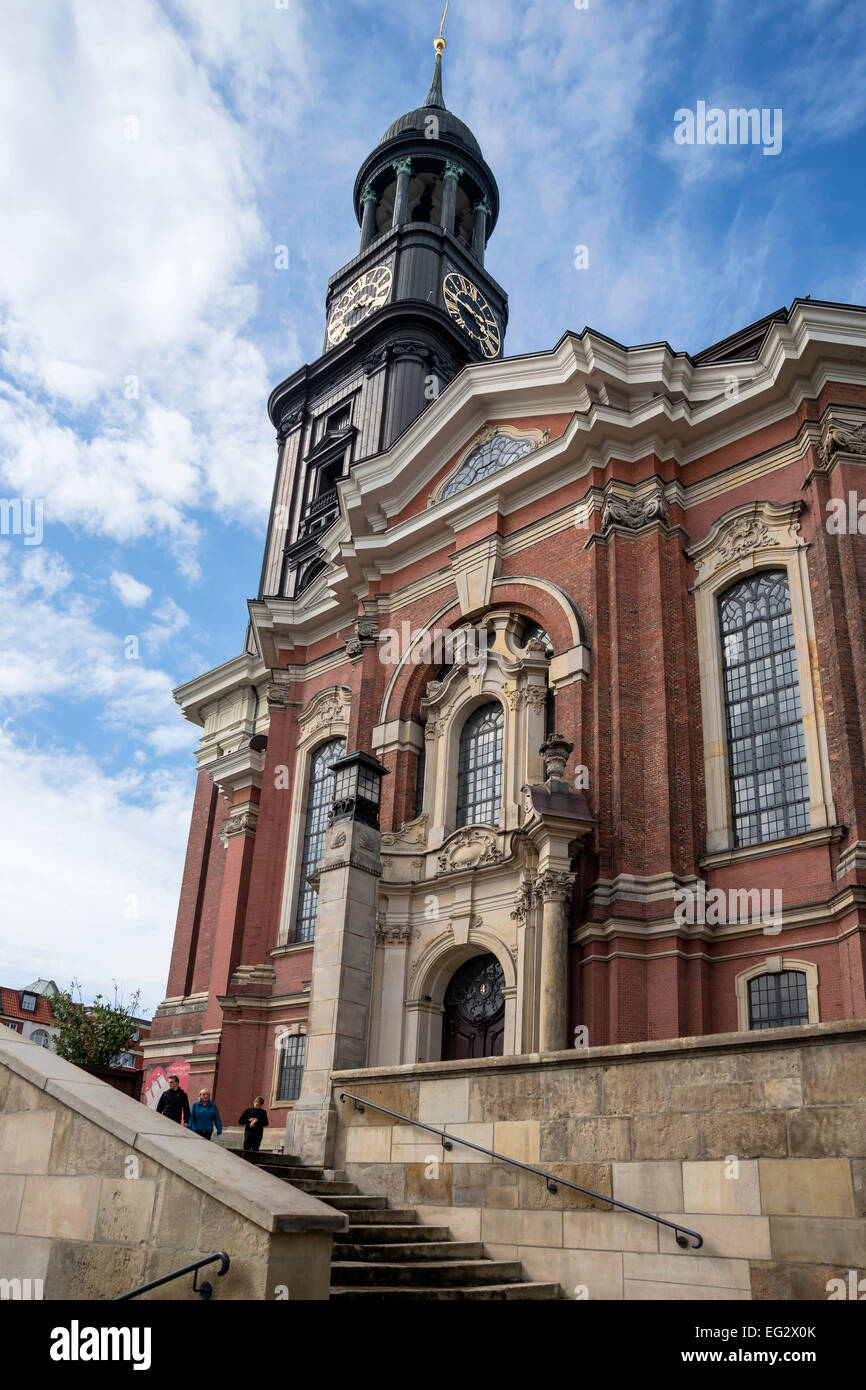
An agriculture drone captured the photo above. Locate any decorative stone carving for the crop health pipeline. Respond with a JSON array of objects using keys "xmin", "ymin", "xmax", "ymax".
[
  {"xmin": 504, "ymin": 687, "xmax": 522, "ymax": 710},
  {"xmin": 601, "ymin": 490, "xmax": 669, "ymax": 532},
  {"xmin": 278, "ymin": 406, "xmax": 304, "ymax": 438},
  {"xmin": 298, "ymin": 686, "xmax": 351, "ymax": 735},
  {"xmin": 376, "ymin": 923, "xmax": 412, "ymax": 945},
  {"xmin": 717, "ymin": 516, "xmax": 778, "ymax": 566},
  {"xmin": 524, "ymin": 685, "xmax": 548, "ymax": 713},
  {"xmin": 381, "ymin": 813, "xmax": 428, "ymax": 848},
  {"xmin": 510, "ymin": 876, "xmax": 537, "ymax": 924},
  {"xmin": 424, "ymin": 720, "xmax": 439, "ymax": 741},
  {"xmin": 331, "ymin": 831, "xmax": 347, "ymax": 849},
  {"xmin": 535, "ymin": 869, "xmax": 576, "ymax": 903},
  {"xmin": 266, "ymin": 683, "xmax": 295, "ymax": 711},
  {"xmin": 540, "ymin": 733, "xmax": 573, "ymax": 782},
  {"xmin": 437, "ymin": 827, "xmax": 504, "ymax": 874},
  {"xmin": 344, "ymin": 617, "xmax": 378, "ymax": 660},
  {"xmin": 221, "ymin": 810, "xmax": 258, "ymax": 844},
  {"xmin": 819, "ymin": 418, "xmax": 866, "ymax": 467},
  {"xmin": 525, "ymin": 636, "xmax": 550, "ymax": 655}
]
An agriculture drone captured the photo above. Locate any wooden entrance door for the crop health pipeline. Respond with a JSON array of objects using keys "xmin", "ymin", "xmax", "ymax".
[{"xmin": 441, "ymin": 954, "xmax": 506, "ymax": 1060}]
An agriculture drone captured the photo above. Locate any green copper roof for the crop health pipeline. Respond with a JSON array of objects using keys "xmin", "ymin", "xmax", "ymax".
[
  {"xmin": 378, "ymin": 49, "xmax": 482, "ymax": 157},
  {"xmin": 425, "ymin": 51, "xmax": 445, "ymax": 109}
]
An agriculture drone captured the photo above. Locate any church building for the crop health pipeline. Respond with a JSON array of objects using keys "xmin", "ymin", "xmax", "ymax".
[{"xmin": 142, "ymin": 32, "xmax": 866, "ymax": 1173}]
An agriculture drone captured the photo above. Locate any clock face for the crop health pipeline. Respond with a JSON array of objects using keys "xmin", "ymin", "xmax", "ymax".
[
  {"xmin": 327, "ymin": 264, "xmax": 392, "ymax": 346},
  {"xmin": 442, "ymin": 272, "xmax": 501, "ymax": 358}
]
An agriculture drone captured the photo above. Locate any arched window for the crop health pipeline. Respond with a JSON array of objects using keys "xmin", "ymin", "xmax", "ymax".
[
  {"xmin": 456, "ymin": 703, "xmax": 503, "ymax": 827},
  {"xmin": 30, "ymin": 1029, "xmax": 51, "ymax": 1049},
  {"xmin": 718, "ymin": 571, "xmax": 809, "ymax": 847},
  {"xmin": 293, "ymin": 737, "xmax": 345, "ymax": 942},
  {"xmin": 443, "ymin": 435, "xmax": 534, "ymax": 499},
  {"xmin": 276, "ymin": 1033, "xmax": 306, "ymax": 1102},
  {"xmin": 748, "ymin": 970, "xmax": 809, "ymax": 1030}
]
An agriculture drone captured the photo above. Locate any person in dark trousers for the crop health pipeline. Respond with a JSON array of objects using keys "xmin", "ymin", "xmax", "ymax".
[
  {"xmin": 238, "ymin": 1096, "xmax": 269, "ymax": 1152},
  {"xmin": 188, "ymin": 1089, "xmax": 223, "ymax": 1140},
  {"xmin": 155, "ymin": 1075, "xmax": 190, "ymax": 1126}
]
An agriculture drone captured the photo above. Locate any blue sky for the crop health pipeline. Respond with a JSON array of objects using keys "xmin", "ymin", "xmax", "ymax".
[{"xmin": 1, "ymin": 0, "xmax": 864, "ymax": 1012}]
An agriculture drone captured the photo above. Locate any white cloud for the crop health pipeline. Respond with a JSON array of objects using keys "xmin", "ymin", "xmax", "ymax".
[
  {"xmin": 0, "ymin": 726, "xmax": 192, "ymax": 1011},
  {"xmin": 0, "ymin": 548, "xmax": 182, "ymax": 741},
  {"xmin": 0, "ymin": 1, "xmax": 308, "ymax": 576},
  {"xmin": 110, "ymin": 570, "xmax": 153, "ymax": 608},
  {"xmin": 143, "ymin": 597, "xmax": 190, "ymax": 652}
]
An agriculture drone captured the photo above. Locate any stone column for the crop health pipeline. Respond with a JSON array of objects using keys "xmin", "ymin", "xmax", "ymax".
[
  {"xmin": 441, "ymin": 160, "xmax": 463, "ymax": 235},
  {"xmin": 359, "ymin": 183, "xmax": 378, "ymax": 251},
  {"xmin": 472, "ymin": 195, "xmax": 491, "ymax": 262},
  {"xmin": 536, "ymin": 869, "xmax": 576, "ymax": 1052},
  {"xmin": 392, "ymin": 158, "xmax": 413, "ymax": 228}
]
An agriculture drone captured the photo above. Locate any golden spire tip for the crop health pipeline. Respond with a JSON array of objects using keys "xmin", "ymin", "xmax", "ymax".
[{"xmin": 435, "ymin": 0, "xmax": 449, "ymax": 54}]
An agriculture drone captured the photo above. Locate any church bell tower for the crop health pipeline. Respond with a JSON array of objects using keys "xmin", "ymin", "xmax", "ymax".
[{"xmin": 261, "ymin": 24, "xmax": 508, "ymax": 603}]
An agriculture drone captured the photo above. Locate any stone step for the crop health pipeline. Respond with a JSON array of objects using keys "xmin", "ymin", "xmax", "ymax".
[
  {"xmin": 290, "ymin": 1179, "xmax": 358, "ymax": 1195},
  {"xmin": 331, "ymin": 1205, "xmax": 420, "ymax": 1224},
  {"xmin": 330, "ymin": 1283, "xmax": 562, "ymax": 1301},
  {"xmin": 345, "ymin": 1224, "xmax": 449, "ymax": 1244},
  {"xmin": 256, "ymin": 1164, "xmax": 328, "ymax": 1181},
  {"xmin": 320, "ymin": 1195, "xmax": 395, "ymax": 1213},
  {"xmin": 229, "ymin": 1150, "xmax": 300, "ymax": 1167},
  {"xmin": 334, "ymin": 1241, "xmax": 484, "ymax": 1263},
  {"xmin": 330, "ymin": 1259, "xmax": 523, "ymax": 1288}
]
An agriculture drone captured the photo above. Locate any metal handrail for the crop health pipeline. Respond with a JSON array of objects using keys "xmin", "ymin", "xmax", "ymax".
[
  {"xmin": 113, "ymin": 1251, "xmax": 230, "ymax": 1301},
  {"xmin": 339, "ymin": 1092, "xmax": 702, "ymax": 1250}
]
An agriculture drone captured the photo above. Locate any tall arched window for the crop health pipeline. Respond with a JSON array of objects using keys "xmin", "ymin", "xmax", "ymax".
[
  {"xmin": 748, "ymin": 970, "xmax": 809, "ymax": 1030},
  {"xmin": 276, "ymin": 1033, "xmax": 306, "ymax": 1101},
  {"xmin": 293, "ymin": 737, "xmax": 345, "ymax": 942},
  {"xmin": 719, "ymin": 571, "xmax": 809, "ymax": 847},
  {"xmin": 456, "ymin": 703, "xmax": 503, "ymax": 827}
]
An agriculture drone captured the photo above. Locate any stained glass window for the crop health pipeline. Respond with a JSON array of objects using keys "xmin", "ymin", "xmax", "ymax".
[
  {"xmin": 277, "ymin": 1033, "xmax": 306, "ymax": 1101},
  {"xmin": 442, "ymin": 434, "xmax": 534, "ymax": 499},
  {"xmin": 293, "ymin": 737, "xmax": 345, "ymax": 942},
  {"xmin": 748, "ymin": 971, "xmax": 809, "ymax": 1030},
  {"xmin": 456, "ymin": 703, "xmax": 503, "ymax": 827},
  {"xmin": 718, "ymin": 571, "xmax": 809, "ymax": 847}
]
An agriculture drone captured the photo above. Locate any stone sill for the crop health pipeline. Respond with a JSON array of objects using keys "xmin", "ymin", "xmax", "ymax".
[
  {"xmin": 331, "ymin": 1018, "xmax": 866, "ymax": 1088},
  {"xmin": 700, "ymin": 825, "xmax": 843, "ymax": 869},
  {"xmin": 0, "ymin": 1031, "xmax": 346, "ymax": 1236}
]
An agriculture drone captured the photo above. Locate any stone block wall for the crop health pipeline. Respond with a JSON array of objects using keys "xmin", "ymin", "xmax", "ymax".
[
  {"xmin": 332, "ymin": 1021, "xmax": 866, "ymax": 1300},
  {"xmin": 0, "ymin": 1030, "xmax": 345, "ymax": 1300}
]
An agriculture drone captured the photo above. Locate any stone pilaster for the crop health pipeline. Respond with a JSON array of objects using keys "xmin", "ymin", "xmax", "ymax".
[{"xmin": 285, "ymin": 815, "xmax": 382, "ymax": 1168}]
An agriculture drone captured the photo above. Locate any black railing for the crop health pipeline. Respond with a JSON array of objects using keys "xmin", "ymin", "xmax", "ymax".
[
  {"xmin": 339, "ymin": 1092, "xmax": 703, "ymax": 1250},
  {"xmin": 306, "ymin": 488, "xmax": 338, "ymax": 518},
  {"xmin": 113, "ymin": 1252, "xmax": 230, "ymax": 1301}
]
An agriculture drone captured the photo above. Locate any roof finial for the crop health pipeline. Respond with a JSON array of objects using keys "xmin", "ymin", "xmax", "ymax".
[
  {"xmin": 436, "ymin": 0, "xmax": 449, "ymax": 56},
  {"xmin": 425, "ymin": 1, "xmax": 448, "ymax": 108}
]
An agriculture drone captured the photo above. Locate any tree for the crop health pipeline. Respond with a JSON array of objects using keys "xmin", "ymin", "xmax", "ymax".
[{"xmin": 52, "ymin": 981, "xmax": 142, "ymax": 1068}]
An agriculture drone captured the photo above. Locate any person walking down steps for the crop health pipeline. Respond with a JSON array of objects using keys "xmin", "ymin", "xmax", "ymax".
[
  {"xmin": 188, "ymin": 1089, "xmax": 223, "ymax": 1140},
  {"xmin": 238, "ymin": 1096, "xmax": 269, "ymax": 1152},
  {"xmin": 155, "ymin": 1075, "xmax": 190, "ymax": 1126}
]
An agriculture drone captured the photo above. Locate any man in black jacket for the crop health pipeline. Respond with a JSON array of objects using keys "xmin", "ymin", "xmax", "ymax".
[
  {"xmin": 156, "ymin": 1075, "xmax": 190, "ymax": 1126},
  {"xmin": 238, "ymin": 1097, "xmax": 269, "ymax": 1152}
]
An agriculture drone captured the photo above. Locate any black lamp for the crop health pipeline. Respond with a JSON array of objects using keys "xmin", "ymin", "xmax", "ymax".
[{"xmin": 329, "ymin": 750, "xmax": 389, "ymax": 828}]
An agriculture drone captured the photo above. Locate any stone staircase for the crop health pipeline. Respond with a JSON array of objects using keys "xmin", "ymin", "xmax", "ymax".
[{"xmin": 235, "ymin": 1149, "xmax": 561, "ymax": 1300}]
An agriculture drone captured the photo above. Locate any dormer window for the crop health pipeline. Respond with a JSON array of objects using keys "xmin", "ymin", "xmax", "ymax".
[{"xmin": 20, "ymin": 992, "xmax": 37, "ymax": 1013}]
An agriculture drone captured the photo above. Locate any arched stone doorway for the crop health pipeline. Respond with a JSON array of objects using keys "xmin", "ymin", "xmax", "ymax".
[{"xmin": 441, "ymin": 953, "xmax": 506, "ymax": 1060}]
